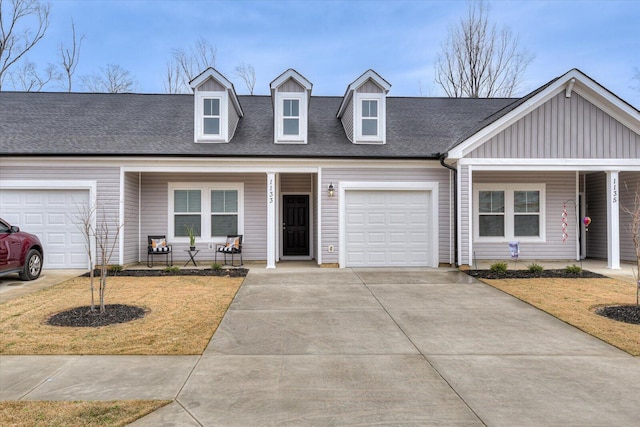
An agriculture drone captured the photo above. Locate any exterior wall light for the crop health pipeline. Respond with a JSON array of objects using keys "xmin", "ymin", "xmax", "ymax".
[{"xmin": 328, "ymin": 183, "xmax": 335, "ymax": 197}]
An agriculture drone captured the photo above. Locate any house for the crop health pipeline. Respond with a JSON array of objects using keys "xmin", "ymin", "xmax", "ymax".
[{"xmin": 1, "ymin": 68, "xmax": 638, "ymax": 270}]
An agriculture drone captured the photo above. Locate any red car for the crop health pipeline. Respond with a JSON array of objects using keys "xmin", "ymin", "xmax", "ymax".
[{"xmin": 0, "ymin": 218, "xmax": 44, "ymax": 281}]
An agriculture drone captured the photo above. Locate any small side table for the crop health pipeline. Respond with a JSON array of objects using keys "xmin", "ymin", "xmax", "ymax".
[{"xmin": 184, "ymin": 249, "xmax": 200, "ymax": 267}]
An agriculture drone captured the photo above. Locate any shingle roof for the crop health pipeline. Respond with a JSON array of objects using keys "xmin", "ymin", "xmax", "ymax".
[{"xmin": 0, "ymin": 91, "xmax": 514, "ymax": 158}]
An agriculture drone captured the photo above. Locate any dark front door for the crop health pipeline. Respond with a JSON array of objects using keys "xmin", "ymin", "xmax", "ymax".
[{"xmin": 283, "ymin": 195, "xmax": 309, "ymax": 256}]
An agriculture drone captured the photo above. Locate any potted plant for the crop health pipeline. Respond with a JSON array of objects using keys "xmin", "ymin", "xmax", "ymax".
[{"xmin": 185, "ymin": 225, "xmax": 196, "ymax": 251}]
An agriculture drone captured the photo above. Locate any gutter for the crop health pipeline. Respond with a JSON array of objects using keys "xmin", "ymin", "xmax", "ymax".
[{"xmin": 439, "ymin": 153, "xmax": 458, "ymax": 267}]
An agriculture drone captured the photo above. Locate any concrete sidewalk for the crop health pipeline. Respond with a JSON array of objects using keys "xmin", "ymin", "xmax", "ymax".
[{"xmin": 1, "ymin": 268, "xmax": 639, "ymax": 426}]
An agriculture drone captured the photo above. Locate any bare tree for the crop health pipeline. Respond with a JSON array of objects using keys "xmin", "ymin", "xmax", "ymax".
[
  {"xmin": 81, "ymin": 64, "xmax": 136, "ymax": 93},
  {"xmin": 164, "ymin": 37, "xmax": 216, "ymax": 93},
  {"xmin": 434, "ymin": 0, "xmax": 533, "ymax": 98},
  {"xmin": 74, "ymin": 201, "xmax": 123, "ymax": 313},
  {"xmin": 0, "ymin": 0, "xmax": 50, "ymax": 91},
  {"xmin": 622, "ymin": 182, "xmax": 640, "ymax": 305},
  {"xmin": 234, "ymin": 62, "xmax": 256, "ymax": 95},
  {"xmin": 59, "ymin": 19, "xmax": 83, "ymax": 92},
  {"xmin": 7, "ymin": 58, "xmax": 56, "ymax": 90}
]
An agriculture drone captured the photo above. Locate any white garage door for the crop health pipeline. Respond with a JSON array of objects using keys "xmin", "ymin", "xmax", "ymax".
[
  {"xmin": 0, "ymin": 189, "xmax": 90, "ymax": 269},
  {"xmin": 345, "ymin": 190, "xmax": 434, "ymax": 267}
]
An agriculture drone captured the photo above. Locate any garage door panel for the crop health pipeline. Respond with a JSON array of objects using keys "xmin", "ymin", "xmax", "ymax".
[
  {"xmin": 0, "ymin": 189, "xmax": 90, "ymax": 269},
  {"xmin": 345, "ymin": 189, "xmax": 434, "ymax": 267}
]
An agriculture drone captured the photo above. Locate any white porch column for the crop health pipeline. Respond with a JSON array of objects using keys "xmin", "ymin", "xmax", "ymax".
[
  {"xmin": 266, "ymin": 172, "xmax": 277, "ymax": 268},
  {"xmin": 606, "ymin": 171, "xmax": 621, "ymax": 269}
]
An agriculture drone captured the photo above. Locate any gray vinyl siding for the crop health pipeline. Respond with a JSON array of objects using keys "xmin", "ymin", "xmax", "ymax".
[
  {"xmin": 320, "ymin": 166, "xmax": 451, "ymax": 265},
  {"xmin": 280, "ymin": 173, "xmax": 313, "ymax": 193},
  {"xmin": 340, "ymin": 97, "xmax": 354, "ymax": 142},
  {"xmin": 228, "ymin": 100, "xmax": 240, "ymax": 139},
  {"xmin": 585, "ymin": 173, "xmax": 608, "ymax": 259},
  {"xmin": 123, "ymin": 172, "xmax": 140, "ymax": 265},
  {"xmin": 139, "ymin": 173, "xmax": 267, "ymax": 262},
  {"xmin": 0, "ymin": 165, "xmax": 121, "ymax": 264},
  {"xmin": 619, "ymin": 172, "xmax": 639, "ymax": 262},
  {"xmin": 312, "ymin": 173, "xmax": 319, "ymax": 263},
  {"xmin": 469, "ymin": 92, "xmax": 640, "ymax": 159},
  {"xmin": 356, "ymin": 80, "xmax": 384, "ymax": 93},
  {"xmin": 199, "ymin": 78, "xmax": 225, "ymax": 92},
  {"xmin": 278, "ymin": 78, "xmax": 305, "ymax": 92},
  {"xmin": 472, "ymin": 171, "xmax": 577, "ymax": 261}
]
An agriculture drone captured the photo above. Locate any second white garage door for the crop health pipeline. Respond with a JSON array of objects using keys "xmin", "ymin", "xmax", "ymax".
[
  {"xmin": 0, "ymin": 189, "xmax": 90, "ymax": 269},
  {"xmin": 345, "ymin": 190, "xmax": 435, "ymax": 267}
]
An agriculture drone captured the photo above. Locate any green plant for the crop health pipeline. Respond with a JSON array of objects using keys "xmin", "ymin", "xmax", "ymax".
[
  {"xmin": 211, "ymin": 262, "xmax": 223, "ymax": 271},
  {"xmin": 565, "ymin": 264, "xmax": 582, "ymax": 275},
  {"xmin": 527, "ymin": 263, "xmax": 544, "ymax": 275},
  {"xmin": 184, "ymin": 225, "xmax": 196, "ymax": 247},
  {"xmin": 489, "ymin": 261, "xmax": 508, "ymax": 274},
  {"xmin": 108, "ymin": 264, "xmax": 123, "ymax": 273},
  {"xmin": 163, "ymin": 266, "xmax": 180, "ymax": 273}
]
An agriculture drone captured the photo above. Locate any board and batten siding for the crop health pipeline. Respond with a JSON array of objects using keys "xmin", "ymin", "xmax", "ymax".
[
  {"xmin": 471, "ymin": 171, "xmax": 577, "ymax": 261},
  {"xmin": 140, "ymin": 173, "xmax": 267, "ymax": 262},
  {"xmin": 320, "ymin": 167, "xmax": 452, "ymax": 265},
  {"xmin": 468, "ymin": 92, "xmax": 640, "ymax": 159},
  {"xmin": 0, "ymin": 165, "xmax": 121, "ymax": 264},
  {"xmin": 123, "ymin": 172, "xmax": 140, "ymax": 265}
]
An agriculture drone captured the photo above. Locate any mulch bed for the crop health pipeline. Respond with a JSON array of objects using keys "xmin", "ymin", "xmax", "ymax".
[
  {"xmin": 83, "ymin": 268, "xmax": 249, "ymax": 278},
  {"xmin": 47, "ymin": 304, "xmax": 147, "ymax": 327},
  {"xmin": 465, "ymin": 269, "xmax": 606, "ymax": 280},
  {"xmin": 596, "ymin": 305, "xmax": 640, "ymax": 325}
]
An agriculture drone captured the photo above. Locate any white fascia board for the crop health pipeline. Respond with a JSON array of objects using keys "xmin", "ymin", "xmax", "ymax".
[
  {"xmin": 460, "ymin": 158, "xmax": 640, "ymax": 171},
  {"xmin": 337, "ymin": 69, "xmax": 391, "ymax": 118},
  {"xmin": 269, "ymin": 68, "xmax": 313, "ymax": 92},
  {"xmin": 449, "ymin": 69, "xmax": 640, "ymax": 160}
]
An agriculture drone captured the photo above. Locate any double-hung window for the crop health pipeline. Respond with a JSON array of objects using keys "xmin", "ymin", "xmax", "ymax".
[
  {"xmin": 475, "ymin": 184, "xmax": 545, "ymax": 241},
  {"xmin": 203, "ymin": 98, "xmax": 220, "ymax": 136},
  {"xmin": 283, "ymin": 99, "xmax": 300, "ymax": 136},
  {"xmin": 170, "ymin": 183, "xmax": 244, "ymax": 242},
  {"xmin": 354, "ymin": 93, "xmax": 385, "ymax": 143}
]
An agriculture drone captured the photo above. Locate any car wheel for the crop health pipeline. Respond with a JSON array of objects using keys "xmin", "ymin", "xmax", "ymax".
[{"xmin": 19, "ymin": 249, "xmax": 42, "ymax": 281}]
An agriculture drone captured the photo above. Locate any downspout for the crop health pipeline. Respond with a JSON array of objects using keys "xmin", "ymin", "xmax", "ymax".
[{"xmin": 439, "ymin": 153, "xmax": 458, "ymax": 267}]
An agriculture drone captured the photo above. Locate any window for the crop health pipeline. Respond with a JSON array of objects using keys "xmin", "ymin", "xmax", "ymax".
[
  {"xmin": 274, "ymin": 92, "xmax": 307, "ymax": 143},
  {"xmin": 203, "ymin": 98, "xmax": 220, "ymax": 135},
  {"xmin": 283, "ymin": 99, "xmax": 299, "ymax": 135},
  {"xmin": 354, "ymin": 93, "xmax": 385, "ymax": 143},
  {"xmin": 361, "ymin": 100, "xmax": 378, "ymax": 136},
  {"xmin": 211, "ymin": 190, "xmax": 238, "ymax": 236},
  {"xmin": 195, "ymin": 92, "xmax": 228, "ymax": 142},
  {"xmin": 174, "ymin": 190, "xmax": 201, "ymax": 237},
  {"xmin": 475, "ymin": 184, "xmax": 545, "ymax": 241},
  {"xmin": 169, "ymin": 183, "xmax": 244, "ymax": 242}
]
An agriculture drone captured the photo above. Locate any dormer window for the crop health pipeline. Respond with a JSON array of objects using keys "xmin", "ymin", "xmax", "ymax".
[
  {"xmin": 283, "ymin": 99, "xmax": 300, "ymax": 135},
  {"xmin": 270, "ymin": 69, "xmax": 313, "ymax": 144},
  {"xmin": 203, "ymin": 98, "xmax": 221, "ymax": 135},
  {"xmin": 190, "ymin": 67, "xmax": 243, "ymax": 143},
  {"xmin": 337, "ymin": 70, "xmax": 391, "ymax": 145}
]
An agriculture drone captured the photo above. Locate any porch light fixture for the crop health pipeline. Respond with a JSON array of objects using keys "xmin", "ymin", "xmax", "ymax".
[{"xmin": 328, "ymin": 183, "xmax": 335, "ymax": 197}]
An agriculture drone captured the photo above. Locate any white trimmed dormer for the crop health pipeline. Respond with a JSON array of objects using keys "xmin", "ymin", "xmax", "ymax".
[
  {"xmin": 337, "ymin": 69, "xmax": 391, "ymax": 144},
  {"xmin": 270, "ymin": 69, "xmax": 312, "ymax": 144},
  {"xmin": 189, "ymin": 68, "xmax": 243, "ymax": 143}
]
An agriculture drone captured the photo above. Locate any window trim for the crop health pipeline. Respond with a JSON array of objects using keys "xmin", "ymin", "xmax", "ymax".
[
  {"xmin": 274, "ymin": 92, "xmax": 307, "ymax": 144},
  {"xmin": 473, "ymin": 183, "xmax": 546, "ymax": 243},
  {"xmin": 354, "ymin": 92, "xmax": 385, "ymax": 144},
  {"xmin": 168, "ymin": 182, "xmax": 244, "ymax": 243},
  {"xmin": 195, "ymin": 91, "xmax": 229, "ymax": 143}
]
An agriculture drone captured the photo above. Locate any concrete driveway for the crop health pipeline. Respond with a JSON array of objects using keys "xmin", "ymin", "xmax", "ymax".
[
  {"xmin": 138, "ymin": 268, "xmax": 640, "ymax": 426},
  {"xmin": 2, "ymin": 267, "xmax": 639, "ymax": 426}
]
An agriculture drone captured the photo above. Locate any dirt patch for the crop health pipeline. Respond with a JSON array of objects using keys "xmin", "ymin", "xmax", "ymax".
[{"xmin": 47, "ymin": 304, "xmax": 147, "ymax": 327}]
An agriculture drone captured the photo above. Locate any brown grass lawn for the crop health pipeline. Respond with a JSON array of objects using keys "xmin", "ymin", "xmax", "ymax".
[
  {"xmin": 0, "ymin": 275, "xmax": 243, "ymax": 355},
  {"xmin": 0, "ymin": 400, "xmax": 170, "ymax": 427},
  {"xmin": 480, "ymin": 277, "xmax": 640, "ymax": 356}
]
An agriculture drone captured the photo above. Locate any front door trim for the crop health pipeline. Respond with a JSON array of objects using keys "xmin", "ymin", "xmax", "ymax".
[{"xmin": 280, "ymin": 193, "xmax": 313, "ymax": 260}]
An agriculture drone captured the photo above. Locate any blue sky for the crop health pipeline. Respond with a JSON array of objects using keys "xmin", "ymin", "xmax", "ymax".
[{"xmin": 18, "ymin": 0, "xmax": 640, "ymax": 106}]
